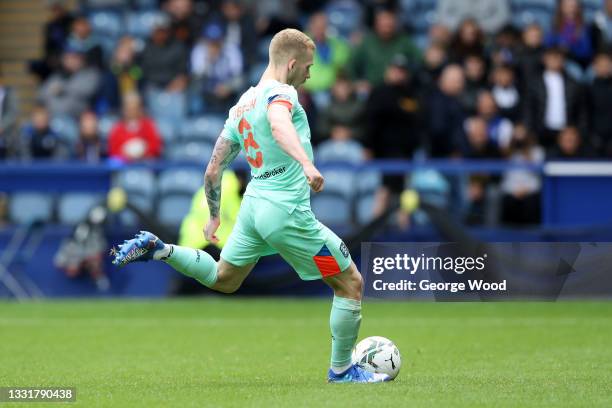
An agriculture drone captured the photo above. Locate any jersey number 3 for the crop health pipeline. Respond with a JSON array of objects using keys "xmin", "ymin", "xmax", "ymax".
[{"xmin": 238, "ymin": 118, "xmax": 263, "ymax": 168}]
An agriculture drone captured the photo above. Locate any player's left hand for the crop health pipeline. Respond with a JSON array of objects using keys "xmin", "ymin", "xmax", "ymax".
[
  {"xmin": 204, "ymin": 217, "xmax": 221, "ymax": 244},
  {"xmin": 303, "ymin": 162, "xmax": 324, "ymax": 193}
]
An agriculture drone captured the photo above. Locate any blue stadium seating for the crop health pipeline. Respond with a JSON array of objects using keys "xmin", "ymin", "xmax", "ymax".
[
  {"xmin": 157, "ymin": 195, "xmax": 192, "ymax": 227},
  {"xmin": 320, "ymin": 169, "xmax": 355, "ymax": 199},
  {"xmin": 97, "ymin": 114, "xmax": 118, "ymax": 142},
  {"xmin": 88, "ymin": 11, "xmax": 123, "ymax": 38},
  {"xmin": 325, "ymin": 0, "xmax": 363, "ymax": 38},
  {"xmin": 315, "ymin": 140, "xmax": 364, "ymax": 164},
  {"xmin": 311, "ymin": 192, "xmax": 352, "ymax": 225},
  {"xmin": 57, "ymin": 193, "xmax": 103, "ymax": 225},
  {"xmin": 125, "ymin": 10, "xmax": 167, "ymax": 38},
  {"xmin": 165, "ymin": 140, "xmax": 215, "ymax": 163},
  {"xmin": 9, "ymin": 193, "xmax": 54, "ymax": 224},
  {"xmin": 354, "ymin": 171, "xmax": 381, "ymax": 225},
  {"xmin": 355, "ymin": 193, "xmax": 376, "ymax": 225},
  {"xmin": 157, "ymin": 168, "xmax": 202, "ymax": 195},
  {"xmin": 147, "ymin": 89, "xmax": 187, "ymax": 123},
  {"xmin": 50, "ymin": 115, "xmax": 79, "ymax": 144},
  {"xmin": 155, "ymin": 118, "xmax": 177, "ymax": 143},
  {"xmin": 114, "ymin": 168, "xmax": 157, "ymax": 225},
  {"xmin": 179, "ymin": 115, "xmax": 225, "ymax": 142}
]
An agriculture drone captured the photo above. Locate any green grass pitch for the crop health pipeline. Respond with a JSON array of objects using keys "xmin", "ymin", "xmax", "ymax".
[{"xmin": 0, "ymin": 299, "xmax": 611, "ymax": 407}]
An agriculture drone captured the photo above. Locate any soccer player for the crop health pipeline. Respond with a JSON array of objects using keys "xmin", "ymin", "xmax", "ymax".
[{"xmin": 111, "ymin": 29, "xmax": 390, "ymax": 383}]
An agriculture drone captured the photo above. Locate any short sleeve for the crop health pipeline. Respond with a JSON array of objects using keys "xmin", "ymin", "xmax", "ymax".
[
  {"xmin": 220, "ymin": 113, "xmax": 240, "ymax": 144},
  {"xmin": 265, "ymin": 84, "xmax": 298, "ymax": 113}
]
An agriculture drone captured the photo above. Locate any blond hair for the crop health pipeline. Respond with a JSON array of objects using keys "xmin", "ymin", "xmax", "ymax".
[{"xmin": 269, "ymin": 28, "xmax": 315, "ymax": 66}]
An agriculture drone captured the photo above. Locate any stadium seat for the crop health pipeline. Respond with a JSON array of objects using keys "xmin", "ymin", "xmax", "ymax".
[
  {"xmin": 157, "ymin": 169, "xmax": 202, "ymax": 195},
  {"xmin": 114, "ymin": 168, "xmax": 157, "ymax": 225},
  {"xmin": 157, "ymin": 195, "xmax": 193, "ymax": 227},
  {"xmin": 320, "ymin": 169, "xmax": 355, "ymax": 199},
  {"xmin": 355, "ymin": 193, "xmax": 376, "ymax": 225},
  {"xmin": 325, "ymin": 0, "xmax": 363, "ymax": 38},
  {"xmin": 156, "ymin": 168, "xmax": 202, "ymax": 227},
  {"xmin": 354, "ymin": 171, "xmax": 381, "ymax": 225},
  {"xmin": 512, "ymin": 9, "xmax": 552, "ymax": 30},
  {"xmin": 97, "ymin": 114, "xmax": 118, "ymax": 142},
  {"xmin": 88, "ymin": 11, "xmax": 123, "ymax": 38},
  {"xmin": 125, "ymin": 11, "xmax": 167, "ymax": 38},
  {"xmin": 147, "ymin": 89, "xmax": 187, "ymax": 123},
  {"xmin": 316, "ymin": 140, "xmax": 364, "ymax": 164},
  {"xmin": 311, "ymin": 192, "xmax": 352, "ymax": 225},
  {"xmin": 9, "ymin": 193, "xmax": 54, "ymax": 225},
  {"xmin": 50, "ymin": 115, "xmax": 79, "ymax": 144},
  {"xmin": 58, "ymin": 193, "xmax": 103, "ymax": 225},
  {"xmin": 115, "ymin": 168, "xmax": 156, "ymax": 197},
  {"xmin": 155, "ymin": 118, "xmax": 177, "ymax": 143},
  {"xmin": 165, "ymin": 140, "xmax": 215, "ymax": 163},
  {"xmin": 179, "ymin": 115, "xmax": 225, "ymax": 142}
]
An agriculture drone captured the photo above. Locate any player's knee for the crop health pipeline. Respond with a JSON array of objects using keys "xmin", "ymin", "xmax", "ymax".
[{"xmin": 349, "ymin": 268, "xmax": 363, "ymax": 300}]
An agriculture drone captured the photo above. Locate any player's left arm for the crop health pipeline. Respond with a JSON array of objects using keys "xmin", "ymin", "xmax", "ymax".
[{"xmin": 203, "ymin": 135, "xmax": 241, "ymax": 243}]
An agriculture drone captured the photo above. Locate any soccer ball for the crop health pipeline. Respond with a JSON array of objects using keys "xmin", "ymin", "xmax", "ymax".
[{"xmin": 352, "ymin": 336, "xmax": 401, "ymax": 380}]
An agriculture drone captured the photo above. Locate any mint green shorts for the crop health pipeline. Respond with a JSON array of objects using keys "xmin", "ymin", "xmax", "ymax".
[{"xmin": 220, "ymin": 196, "xmax": 352, "ymax": 280}]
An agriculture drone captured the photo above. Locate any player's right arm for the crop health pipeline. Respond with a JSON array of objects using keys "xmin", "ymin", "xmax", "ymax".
[
  {"xmin": 267, "ymin": 103, "xmax": 324, "ymax": 192},
  {"xmin": 203, "ymin": 135, "xmax": 241, "ymax": 243}
]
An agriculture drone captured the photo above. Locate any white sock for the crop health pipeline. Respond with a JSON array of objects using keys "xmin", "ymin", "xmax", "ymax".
[
  {"xmin": 152, "ymin": 244, "xmax": 171, "ymax": 260},
  {"xmin": 331, "ymin": 363, "xmax": 352, "ymax": 375}
]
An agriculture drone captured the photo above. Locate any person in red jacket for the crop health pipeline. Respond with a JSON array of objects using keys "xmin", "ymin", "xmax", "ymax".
[{"xmin": 108, "ymin": 92, "xmax": 162, "ymax": 161}]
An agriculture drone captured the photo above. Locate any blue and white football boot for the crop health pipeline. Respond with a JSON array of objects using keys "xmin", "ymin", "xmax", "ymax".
[
  {"xmin": 110, "ymin": 231, "xmax": 166, "ymax": 266},
  {"xmin": 327, "ymin": 364, "xmax": 391, "ymax": 383}
]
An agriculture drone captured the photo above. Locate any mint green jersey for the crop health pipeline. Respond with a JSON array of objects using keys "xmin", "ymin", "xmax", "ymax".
[{"xmin": 221, "ymin": 79, "xmax": 313, "ymax": 213}]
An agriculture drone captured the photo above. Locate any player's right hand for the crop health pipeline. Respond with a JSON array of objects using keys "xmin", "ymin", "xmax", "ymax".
[
  {"xmin": 204, "ymin": 217, "xmax": 221, "ymax": 244},
  {"xmin": 303, "ymin": 162, "xmax": 324, "ymax": 193}
]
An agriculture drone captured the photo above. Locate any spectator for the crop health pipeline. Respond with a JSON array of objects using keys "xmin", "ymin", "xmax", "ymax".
[
  {"xmin": 587, "ymin": 52, "xmax": 612, "ymax": 155},
  {"xmin": 304, "ymin": 12, "xmax": 351, "ymax": 93},
  {"xmin": 427, "ymin": 24, "xmax": 453, "ymax": 48},
  {"xmin": 21, "ymin": 104, "xmax": 68, "ymax": 159},
  {"xmin": 591, "ymin": 0, "xmax": 612, "ymax": 52},
  {"xmin": 30, "ymin": 0, "xmax": 74, "ymax": 81},
  {"xmin": 99, "ymin": 37, "xmax": 143, "ymax": 114},
  {"xmin": 139, "ymin": 16, "xmax": 189, "ymax": 92},
  {"xmin": 516, "ymin": 23, "xmax": 546, "ymax": 89},
  {"xmin": 38, "ymin": 46, "xmax": 101, "ymax": 118},
  {"xmin": 491, "ymin": 64, "xmax": 521, "ymax": 121},
  {"xmin": 448, "ymin": 19, "xmax": 485, "ymax": 63},
  {"xmin": 460, "ymin": 53, "xmax": 488, "ymax": 115},
  {"xmin": 191, "ymin": 22, "xmax": 244, "ymax": 113},
  {"xmin": 500, "ymin": 124, "xmax": 544, "ymax": 225},
  {"xmin": 548, "ymin": 126, "xmax": 595, "ymax": 159},
  {"xmin": 249, "ymin": 0, "xmax": 301, "ymax": 37},
  {"xmin": 523, "ymin": 46, "xmax": 586, "ymax": 148},
  {"xmin": 65, "ymin": 15, "xmax": 104, "ymax": 69},
  {"xmin": 415, "ymin": 43, "xmax": 447, "ymax": 94},
  {"xmin": 0, "ymin": 67, "xmax": 19, "ymax": 158},
  {"xmin": 463, "ymin": 116, "xmax": 501, "ymax": 159},
  {"xmin": 315, "ymin": 124, "xmax": 365, "ymax": 164},
  {"xmin": 490, "ymin": 25, "xmax": 521, "ymax": 67},
  {"xmin": 164, "ymin": 0, "xmax": 203, "ymax": 46},
  {"xmin": 217, "ymin": 0, "xmax": 259, "ymax": 67},
  {"xmin": 75, "ymin": 111, "xmax": 105, "ymax": 163},
  {"xmin": 316, "ymin": 74, "xmax": 364, "ymax": 145},
  {"xmin": 424, "ymin": 64, "xmax": 466, "ymax": 158},
  {"xmin": 349, "ymin": 8, "xmax": 420, "ymax": 93},
  {"xmin": 476, "ymin": 90, "xmax": 513, "ymax": 151},
  {"xmin": 108, "ymin": 93, "xmax": 163, "ymax": 162},
  {"xmin": 463, "ymin": 116, "xmax": 500, "ymax": 225},
  {"xmin": 365, "ymin": 55, "xmax": 423, "ymax": 215},
  {"xmin": 436, "ymin": 0, "xmax": 510, "ymax": 34},
  {"xmin": 545, "ymin": 0, "xmax": 593, "ymax": 68}
]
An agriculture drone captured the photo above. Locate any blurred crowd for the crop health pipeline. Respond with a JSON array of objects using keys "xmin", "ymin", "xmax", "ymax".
[{"xmin": 1, "ymin": 0, "xmax": 612, "ymax": 226}]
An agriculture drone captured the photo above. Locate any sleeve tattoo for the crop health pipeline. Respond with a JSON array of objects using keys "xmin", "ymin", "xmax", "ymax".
[{"xmin": 205, "ymin": 137, "xmax": 241, "ymax": 219}]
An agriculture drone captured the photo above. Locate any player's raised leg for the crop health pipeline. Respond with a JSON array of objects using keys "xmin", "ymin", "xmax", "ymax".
[
  {"xmin": 324, "ymin": 262, "xmax": 390, "ymax": 383},
  {"xmin": 110, "ymin": 231, "xmax": 255, "ymax": 293}
]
